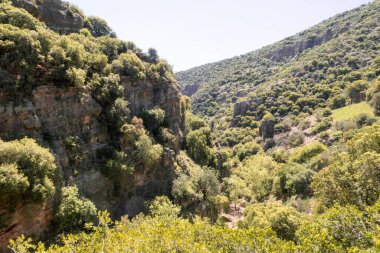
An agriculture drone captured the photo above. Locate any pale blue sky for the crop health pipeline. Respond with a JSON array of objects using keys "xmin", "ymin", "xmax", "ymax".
[{"xmin": 67, "ymin": 0, "xmax": 372, "ymax": 71}]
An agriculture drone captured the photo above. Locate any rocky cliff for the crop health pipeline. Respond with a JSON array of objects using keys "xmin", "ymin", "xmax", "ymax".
[
  {"xmin": 0, "ymin": 0, "xmax": 185, "ymax": 247},
  {"xmin": 12, "ymin": 0, "xmax": 85, "ymax": 34}
]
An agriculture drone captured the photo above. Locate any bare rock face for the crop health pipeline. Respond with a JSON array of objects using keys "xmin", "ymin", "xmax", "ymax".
[
  {"xmin": 350, "ymin": 90, "xmax": 367, "ymax": 104},
  {"xmin": 0, "ymin": 76, "xmax": 184, "ymax": 245},
  {"xmin": 268, "ymin": 29, "xmax": 335, "ymax": 61},
  {"xmin": 259, "ymin": 118, "xmax": 275, "ymax": 139},
  {"xmin": 233, "ymin": 97, "xmax": 263, "ymax": 118},
  {"xmin": 12, "ymin": 0, "xmax": 84, "ymax": 34},
  {"xmin": 123, "ymin": 78, "xmax": 183, "ymax": 150},
  {"xmin": 0, "ymin": 204, "xmax": 52, "ymax": 251}
]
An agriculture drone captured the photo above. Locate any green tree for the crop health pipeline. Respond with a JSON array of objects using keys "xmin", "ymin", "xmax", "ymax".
[
  {"xmin": 134, "ymin": 135, "xmax": 163, "ymax": 169},
  {"xmin": 0, "ymin": 138, "xmax": 56, "ymax": 205},
  {"xmin": 86, "ymin": 16, "xmax": 115, "ymax": 37},
  {"xmin": 241, "ymin": 202, "xmax": 305, "ymax": 241},
  {"xmin": 112, "ymin": 52, "xmax": 146, "ymax": 79},
  {"xmin": 186, "ymin": 127, "xmax": 215, "ymax": 166},
  {"xmin": 55, "ymin": 186, "xmax": 97, "ymax": 233},
  {"xmin": 148, "ymin": 196, "xmax": 180, "ymax": 218}
]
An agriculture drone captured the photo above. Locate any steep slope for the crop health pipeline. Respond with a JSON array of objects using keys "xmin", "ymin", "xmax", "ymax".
[
  {"xmin": 177, "ymin": 0, "xmax": 379, "ymax": 124},
  {"xmin": 0, "ymin": 0, "xmax": 185, "ymax": 246}
]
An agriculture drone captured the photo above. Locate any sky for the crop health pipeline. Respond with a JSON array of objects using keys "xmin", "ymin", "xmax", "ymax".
[{"xmin": 67, "ymin": 0, "xmax": 372, "ymax": 71}]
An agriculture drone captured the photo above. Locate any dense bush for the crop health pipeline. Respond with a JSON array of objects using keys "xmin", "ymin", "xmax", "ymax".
[
  {"xmin": 86, "ymin": 16, "xmax": 115, "ymax": 37},
  {"xmin": 289, "ymin": 142, "xmax": 327, "ymax": 164},
  {"xmin": 236, "ymin": 141, "xmax": 262, "ymax": 161},
  {"xmin": 0, "ymin": 138, "xmax": 56, "ymax": 205},
  {"xmin": 272, "ymin": 163, "xmax": 315, "ymax": 197},
  {"xmin": 134, "ymin": 135, "xmax": 163, "ymax": 169},
  {"xmin": 241, "ymin": 202, "xmax": 305, "ymax": 241},
  {"xmin": 112, "ymin": 52, "xmax": 146, "ymax": 80},
  {"xmin": 186, "ymin": 127, "xmax": 215, "ymax": 166},
  {"xmin": 141, "ymin": 107, "xmax": 166, "ymax": 134},
  {"xmin": 55, "ymin": 186, "xmax": 97, "ymax": 233},
  {"xmin": 10, "ymin": 211, "xmax": 295, "ymax": 252},
  {"xmin": 172, "ymin": 152, "xmax": 220, "ymax": 210},
  {"xmin": 227, "ymin": 155, "xmax": 277, "ymax": 202},
  {"xmin": 148, "ymin": 196, "xmax": 181, "ymax": 218},
  {"xmin": 313, "ymin": 125, "xmax": 380, "ymax": 209}
]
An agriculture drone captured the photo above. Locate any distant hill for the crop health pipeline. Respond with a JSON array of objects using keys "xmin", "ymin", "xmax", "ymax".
[{"xmin": 177, "ymin": 0, "xmax": 380, "ymax": 124}]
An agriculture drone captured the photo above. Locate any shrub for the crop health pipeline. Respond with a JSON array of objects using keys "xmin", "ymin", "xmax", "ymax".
[
  {"xmin": 86, "ymin": 16, "xmax": 115, "ymax": 37},
  {"xmin": 0, "ymin": 163, "xmax": 29, "ymax": 202},
  {"xmin": 289, "ymin": 142, "xmax": 328, "ymax": 164},
  {"xmin": 297, "ymin": 205, "xmax": 376, "ymax": 250},
  {"xmin": 106, "ymin": 98, "xmax": 130, "ymax": 131},
  {"xmin": 355, "ymin": 113, "xmax": 376, "ymax": 127},
  {"xmin": 112, "ymin": 52, "xmax": 146, "ymax": 79},
  {"xmin": 311, "ymin": 118, "xmax": 332, "ymax": 134},
  {"xmin": 185, "ymin": 112, "xmax": 207, "ymax": 131},
  {"xmin": 55, "ymin": 186, "xmax": 97, "ymax": 233},
  {"xmin": 273, "ymin": 163, "xmax": 315, "ymax": 197},
  {"xmin": 148, "ymin": 196, "xmax": 180, "ymax": 218},
  {"xmin": 0, "ymin": 138, "xmax": 56, "ymax": 204},
  {"xmin": 288, "ymin": 132, "xmax": 305, "ymax": 147},
  {"xmin": 329, "ymin": 94, "xmax": 347, "ymax": 109},
  {"xmin": 227, "ymin": 155, "xmax": 277, "ymax": 202},
  {"xmin": 135, "ymin": 135, "xmax": 163, "ymax": 169},
  {"xmin": 186, "ymin": 127, "xmax": 215, "ymax": 166},
  {"xmin": 141, "ymin": 107, "xmax": 166, "ymax": 134},
  {"xmin": 313, "ymin": 151, "xmax": 380, "ymax": 208},
  {"xmin": 347, "ymin": 80, "xmax": 368, "ymax": 102},
  {"xmin": 372, "ymin": 92, "xmax": 380, "ymax": 116},
  {"xmin": 236, "ymin": 141, "xmax": 262, "ymax": 161},
  {"xmin": 241, "ymin": 202, "xmax": 304, "ymax": 241}
]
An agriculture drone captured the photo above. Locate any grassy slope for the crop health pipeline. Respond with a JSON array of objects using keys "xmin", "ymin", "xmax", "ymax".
[{"xmin": 332, "ymin": 102, "xmax": 374, "ymax": 121}]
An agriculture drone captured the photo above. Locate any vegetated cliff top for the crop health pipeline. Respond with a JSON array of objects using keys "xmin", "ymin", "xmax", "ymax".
[
  {"xmin": 176, "ymin": 0, "xmax": 380, "ymax": 120},
  {"xmin": 11, "ymin": 0, "xmax": 115, "ymax": 36}
]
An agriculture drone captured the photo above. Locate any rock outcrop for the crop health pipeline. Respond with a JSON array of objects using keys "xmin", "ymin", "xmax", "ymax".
[
  {"xmin": 0, "ymin": 78, "xmax": 183, "ymax": 247},
  {"xmin": 12, "ymin": 0, "xmax": 85, "ymax": 34}
]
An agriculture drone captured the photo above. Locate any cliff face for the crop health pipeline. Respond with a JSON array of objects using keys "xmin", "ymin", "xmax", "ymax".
[
  {"xmin": 0, "ymin": 0, "xmax": 185, "ymax": 246},
  {"xmin": 0, "ymin": 77, "xmax": 182, "ymax": 239},
  {"xmin": 12, "ymin": 0, "xmax": 84, "ymax": 34}
]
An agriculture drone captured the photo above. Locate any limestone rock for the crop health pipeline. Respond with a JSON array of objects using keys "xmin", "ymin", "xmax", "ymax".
[{"xmin": 12, "ymin": 0, "xmax": 84, "ymax": 34}]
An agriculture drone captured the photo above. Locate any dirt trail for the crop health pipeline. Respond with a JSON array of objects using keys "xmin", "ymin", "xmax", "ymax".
[{"xmin": 221, "ymin": 205, "xmax": 245, "ymax": 229}]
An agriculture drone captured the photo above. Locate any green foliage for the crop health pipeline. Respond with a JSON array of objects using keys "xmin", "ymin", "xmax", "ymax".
[
  {"xmin": 347, "ymin": 80, "xmax": 368, "ymax": 102},
  {"xmin": 185, "ymin": 127, "xmax": 215, "ymax": 166},
  {"xmin": 55, "ymin": 186, "xmax": 97, "ymax": 233},
  {"xmin": 297, "ymin": 204, "xmax": 377, "ymax": 250},
  {"xmin": 236, "ymin": 141, "xmax": 262, "ymax": 161},
  {"xmin": 135, "ymin": 135, "xmax": 163, "ymax": 169},
  {"xmin": 313, "ymin": 125, "xmax": 380, "ymax": 209},
  {"xmin": 112, "ymin": 52, "xmax": 146, "ymax": 79},
  {"xmin": 0, "ymin": 138, "xmax": 56, "ymax": 204},
  {"xmin": 289, "ymin": 142, "xmax": 328, "ymax": 164},
  {"xmin": 185, "ymin": 111, "xmax": 207, "ymax": 131},
  {"xmin": 373, "ymin": 92, "xmax": 380, "ymax": 116},
  {"xmin": 273, "ymin": 163, "xmax": 315, "ymax": 197},
  {"xmin": 227, "ymin": 155, "xmax": 277, "ymax": 202},
  {"xmin": 86, "ymin": 16, "xmax": 115, "ymax": 37},
  {"xmin": 0, "ymin": 163, "xmax": 29, "ymax": 201},
  {"xmin": 172, "ymin": 152, "xmax": 220, "ymax": 209},
  {"xmin": 241, "ymin": 202, "xmax": 305, "ymax": 241},
  {"xmin": 106, "ymin": 97, "xmax": 130, "ymax": 130},
  {"xmin": 141, "ymin": 107, "xmax": 166, "ymax": 134},
  {"xmin": 148, "ymin": 196, "xmax": 180, "ymax": 218},
  {"xmin": 12, "ymin": 212, "xmax": 295, "ymax": 252},
  {"xmin": 0, "ymin": 3, "xmax": 42, "ymax": 30}
]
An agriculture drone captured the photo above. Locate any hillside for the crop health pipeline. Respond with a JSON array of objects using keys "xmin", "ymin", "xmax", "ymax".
[
  {"xmin": 2, "ymin": 0, "xmax": 380, "ymax": 252},
  {"xmin": 177, "ymin": 0, "xmax": 379, "ymax": 120}
]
